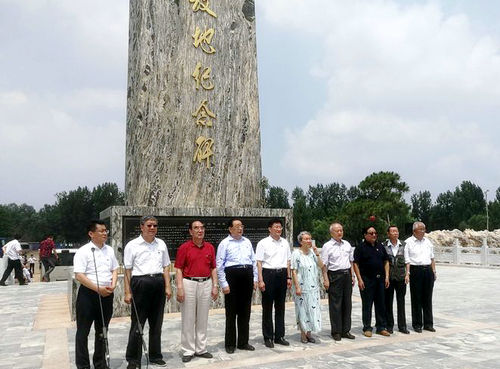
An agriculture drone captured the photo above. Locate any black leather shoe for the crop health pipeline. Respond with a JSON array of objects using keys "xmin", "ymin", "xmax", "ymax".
[
  {"xmin": 341, "ymin": 332, "xmax": 355, "ymax": 339},
  {"xmin": 0, "ymin": 282, "xmax": 6, "ymax": 286},
  {"xmin": 399, "ymin": 328, "xmax": 410, "ymax": 334},
  {"xmin": 274, "ymin": 338, "xmax": 290, "ymax": 346},
  {"xmin": 150, "ymin": 358, "xmax": 167, "ymax": 367},
  {"xmin": 264, "ymin": 339, "xmax": 274, "ymax": 348},
  {"xmin": 332, "ymin": 333, "xmax": 341, "ymax": 341},
  {"xmin": 387, "ymin": 328, "xmax": 394, "ymax": 334},
  {"xmin": 306, "ymin": 335, "xmax": 316, "ymax": 343},
  {"xmin": 182, "ymin": 355, "xmax": 193, "ymax": 362},
  {"xmin": 195, "ymin": 352, "xmax": 213, "ymax": 358},
  {"xmin": 414, "ymin": 327, "xmax": 422, "ymax": 333},
  {"xmin": 225, "ymin": 346, "xmax": 235, "ymax": 354},
  {"xmin": 424, "ymin": 327, "xmax": 436, "ymax": 332},
  {"xmin": 237, "ymin": 344, "xmax": 255, "ymax": 351}
]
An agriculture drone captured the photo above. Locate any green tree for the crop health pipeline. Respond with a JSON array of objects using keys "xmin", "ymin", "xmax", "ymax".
[
  {"xmin": 430, "ymin": 191, "xmax": 454, "ymax": 230},
  {"xmin": 291, "ymin": 187, "xmax": 312, "ymax": 242},
  {"xmin": 411, "ymin": 190, "xmax": 432, "ymax": 225},
  {"xmin": 451, "ymin": 181, "xmax": 485, "ymax": 229},
  {"xmin": 0, "ymin": 203, "xmax": 38, "ymax": 240},
  {"xmin": 265, "ymin": 186, "xmax": 290, "ymax": 209},
  {"xmin": 341, "ymin": 172, "xmax": 411, "ymax": 242},
  {"xmin": 307, "ymin": 183, "xmax": 348, "ymax": 220}
]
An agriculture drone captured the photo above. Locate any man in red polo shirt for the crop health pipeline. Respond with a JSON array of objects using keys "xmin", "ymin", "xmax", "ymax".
[
  {"xmin": 39, "ymin": 235, "xmax": 59, "ymax": 282},
  {"xmin": 175, "ymin": 220, "xmax": 218, "ymax": 363}
]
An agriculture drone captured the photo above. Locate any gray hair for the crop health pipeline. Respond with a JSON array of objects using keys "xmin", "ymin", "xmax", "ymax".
[
  {"xmin": 412, "ymin": 221, "xmax": 426, "ymax": 231},
  {"xmin": 140, "ymin": 215, "xmax": 158, "ymax": 225},
  {"xmin": 297, "ymin": 231, "xmax": 312, "ymax": 243},
  {"xmin": 329, "ymin": 222, "xmax": 343, "ymax": 233}
]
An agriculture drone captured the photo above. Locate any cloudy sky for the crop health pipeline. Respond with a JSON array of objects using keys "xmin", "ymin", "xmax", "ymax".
[{"xmin": 1, "ymin": 0, "xmax": 499, "ymax": 209}]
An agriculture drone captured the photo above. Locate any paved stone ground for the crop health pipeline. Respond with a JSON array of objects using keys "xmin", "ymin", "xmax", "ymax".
[{"xmin": 1, "ymin": 264, "xmax": 499, "ymax": 369}]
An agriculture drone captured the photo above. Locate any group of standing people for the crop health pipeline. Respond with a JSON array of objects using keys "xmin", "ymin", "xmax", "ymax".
[{"xmin": 73, "ymin": 217, "xmax": 437, "ymax": 369}]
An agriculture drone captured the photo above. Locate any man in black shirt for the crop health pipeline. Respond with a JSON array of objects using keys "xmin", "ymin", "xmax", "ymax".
[{"xmin": 353, "ymin": 226, "xmax": 390, "ymax": 337}]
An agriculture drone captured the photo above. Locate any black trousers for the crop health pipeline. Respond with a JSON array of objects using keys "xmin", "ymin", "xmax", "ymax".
[
  {"xmin": 385, "ymin": 279, "xmax": 407, "ymax": 331},
  {"xmin": 359, "ymin": 275, "xmax": 387, "ymax": 332},
  {"xmin": 409, "ymin": 265, "xmax": 434, "ymax": 329},
  {"xmin": 327, "ymin": 269, "xmax": 352, "ymax": 335},
  {"xmin": 29, "ymin": 263, "xmax": 35, "ymax": 276},
  {"xmin": 126, "ymin": 275, "xmax": 166, "ymax": 364},
  {"xmin": 75, "ymin": 285, "xmax": 113, "ymax": 369},
  {"xmin": 224, "ymin": 266, "xmax": 254, "ymax": 348},
  {"xmin": 41, "ymin": 256, "xmax": 56, "ymax": 281},
  {"xmin": 261, "ymin": 268, "xmax": 287, "ymax": 340},
  {"xmin": 0, "ymin": 258, "xmax": 25, "ymax": 285}
]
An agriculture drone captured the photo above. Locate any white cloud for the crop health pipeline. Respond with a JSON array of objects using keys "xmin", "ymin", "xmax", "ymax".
[{"xmin": 259, "ymin": 0, "xmax": 500, "ymax": 195}]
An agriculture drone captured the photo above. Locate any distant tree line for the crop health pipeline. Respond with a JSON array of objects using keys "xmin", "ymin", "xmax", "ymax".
[
  {"xmin": 0, "ymin": 183, "xmax": 124, "ymax": 244},
  {"xmin": 1, "ymin": 173, "xmax": 496, "ymax": 246},
  {"xmin": 262, "ymin": 172, "xmax": 496, "ymax": 246}
]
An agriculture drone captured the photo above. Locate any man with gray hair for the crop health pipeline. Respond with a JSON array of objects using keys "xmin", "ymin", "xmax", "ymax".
[
  {"xmin": 321, "ymin": 222, "xmax": 355, "ymax": 341},
  {"xmin": 124, "ymin": 216, "xmax": 172, "ymax": 369},
  {"xmin": 404, "ymin": 222, "xmax": 437, "ymax": 333}
]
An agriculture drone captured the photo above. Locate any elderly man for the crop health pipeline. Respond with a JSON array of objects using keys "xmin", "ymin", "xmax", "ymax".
[
  {"xmin": 216, "ymin": 218, "xmax": 258, "ymax": 354},
  {"xmin": 321, "ymin": 222, "xmax": 355, "ymax": 341},
  {"xmin": 175, "ymin": 220, "xmax": 218, "ymax": 363},
  {"xmin": 384, "ymin": 225, "xmax": 409, "ymax": 334},
  {"xmin": 124, "ymin": 216, "xmax": 172, "ymax": 369},
  {"xmin": 256, "ymin": 218, "xmax": 292, "ymax": 348},
  {"xmin": 405, "ymin": 222, "xmax": 437, "ymax": 333},
  {"xmin": 0, "ymin": 234, "xmax": 25, "ymax": 286},
  {"xmin": 73, "ymin": 220, "xmax": 118, "ymax": 369}
]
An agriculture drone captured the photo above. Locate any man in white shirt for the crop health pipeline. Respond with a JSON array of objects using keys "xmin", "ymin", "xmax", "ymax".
[
  {"xmin": 124, "ymin": 216, "xmax": 172, "ymax": 369},
  {"xmin": 256, "ymin": 218, "xmax": 292, "ymax": 348},
  {"xmin": 404, "ymin": 221, "xmax": 437, "ymax": 333},
  {"xmin": 0, "ymin": 235, "xmax": 26, "ymax": 286},
  {"xmin": 73, "ymin": 220, "xmax": 118, "ymax": 369},
  {"xmin": 216, "ymin": 218, "xmax": 258, "ymax": 354},
  {"xmin": 321, "ymin": 222, "xmax": 356, "ymax": 341}
]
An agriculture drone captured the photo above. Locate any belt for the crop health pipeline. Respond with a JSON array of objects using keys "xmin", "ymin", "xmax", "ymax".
[
  {"xmin": 263, "ymin": 268, "xmax": 287, "ymax": 273},
  {"xmin": 410, "ymin": 265, "xmax": 431, "ymax": 269},
  {"xmin": 134, "ymin": 273, "xmax": 163, "ymax": 278},
  {"xmin": 184, "ymin": 276, "xmax": 210, "ymax": 282},
  {"xmin": 328, "ymin": 268, "xmax": 351, "ymax": 275},
  {"xmin": 225, "ymin": 264, "xmax": 252, "ymax": 270}
]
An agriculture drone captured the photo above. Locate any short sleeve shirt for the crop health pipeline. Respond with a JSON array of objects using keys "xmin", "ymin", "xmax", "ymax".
[
  {"xmin": 174, "ymin": 240, "xmax": 216, "ymax": 278},
  {"xmin": 255, "ymin": 236, "xmax": 291, "ymax": 269},
  {"xmin": 353, "ymin": 241, "xmax": 389, "ymax": 278},
  {"xmin": 73, "ymin": 242, "xmax": 118, "ymax": 286},
  {"xmin": 124, "ymin": 235, "xmax": 171, "ymax": 276}
]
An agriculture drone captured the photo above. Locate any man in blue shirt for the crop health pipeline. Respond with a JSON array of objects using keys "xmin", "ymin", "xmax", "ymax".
[{"xmin": 216, "ymin": 218, "xmax": 258, "ymax": 354}]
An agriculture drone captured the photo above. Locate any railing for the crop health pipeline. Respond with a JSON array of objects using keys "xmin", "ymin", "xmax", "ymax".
[{"xmin": 434, "ymin": 238, "xmax": 500, "ymax": 266}]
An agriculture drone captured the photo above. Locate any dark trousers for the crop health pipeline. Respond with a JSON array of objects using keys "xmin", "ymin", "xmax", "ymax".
[
  {"xmin": 29, "ymin": 263, "xmax": 35, "ymax": 276},
  {"xmin": 327, "ymin": 270, "xmax": 352, "ymax": 335},
  {"xmin": 261, "ymin": 268, "xmax": 287, "ymax": 340},
  {"xmin": 385, "ymin": 279, "xmax": 407, "ymax": 331},
  {"xmin": 0, "ymin": 258, "xmax": 25, "ymax": 285},
  {"xmin": 41, "ymin": 256, "xmax": 56, "ymax": 281},
  {"xmin": 126, "ymin": 275, "xmax": 166, "ymax": 364},
  {"xmin": 75, "ymin": 285, "xmax": 113, "ymax": 369},
  {"xmin": 224, "ymin": 266, "xmax": 254, "ymax": 348},
  {"xmin": 409, "ymin": 265, "xmax": 434, "ymax": 329},
  {"xmin": 359, "ymin": 275, "xmax": 387, "ymax": 332}
]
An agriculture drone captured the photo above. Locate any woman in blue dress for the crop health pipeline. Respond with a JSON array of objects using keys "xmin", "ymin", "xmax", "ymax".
[{"xmin": 291, "ymin": 231, "xmax": 324, "ymax": 343}]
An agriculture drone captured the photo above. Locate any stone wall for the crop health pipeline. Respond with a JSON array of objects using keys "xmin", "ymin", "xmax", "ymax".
[{"xmin": 427, "ymin": 229, "xmax": 500, "ymax": 247}]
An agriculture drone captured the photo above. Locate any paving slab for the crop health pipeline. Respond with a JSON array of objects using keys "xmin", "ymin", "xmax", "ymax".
[{"xmin": 0, "ymin": 264, "xmax": 499, "ymax": 369}]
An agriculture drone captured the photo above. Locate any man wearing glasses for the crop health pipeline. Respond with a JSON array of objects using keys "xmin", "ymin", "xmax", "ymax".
[
  {"xmin": 256, "ymin": 218, "xmax": 292, "ymax": 348},
  {"xmin": 73, "ymin": 220, "xmax": 118, "ymax": 369},
  {"xmin": 216, "ymin": 218, "xmax": 258, "ymax": 354},
  {"xmin": 124, "ymin": 216, "xmax": 172, "ymax": 369},
  {"xmin": 404, "ymin": 222, "xmax": 437, "ymax": 333}
]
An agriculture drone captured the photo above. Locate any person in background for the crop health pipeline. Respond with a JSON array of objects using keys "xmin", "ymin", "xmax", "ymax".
[
  {"xmin": 39, "ymin": 235, "xmax": 59, "ymax": 282},
  {"xmin": 0, "ymin": 234, "xmax": 26, "ymax": 286}
]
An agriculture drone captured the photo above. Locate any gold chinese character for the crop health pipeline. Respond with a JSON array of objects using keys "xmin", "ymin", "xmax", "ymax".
[
  {"xmin": 193, "ymin": 136, "xmax": 214, "ymax": 168},
  {"xmin": 192, "ymin": 62, "xmax": 214, "ymax": 90},
  {"xmin": 192, "ymin": 99, "xmax": 216, "ymax": 127},
  {"xmin": 189, "ymin": 0, "xmax": 217, "ymax": 18},
  {"xmin": 192, "ymin": 26, "xmax": 216, "ymax": 54}
]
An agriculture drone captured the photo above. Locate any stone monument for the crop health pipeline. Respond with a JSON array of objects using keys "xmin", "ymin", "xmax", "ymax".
[{"xmin": 88, "ymin": 0, "xmax": 292, "ymax": 318}]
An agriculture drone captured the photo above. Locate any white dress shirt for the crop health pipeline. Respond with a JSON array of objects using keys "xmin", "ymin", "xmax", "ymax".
[
  {"xmin": 255, "ymin": 236, "xmax": 291, "ymax": 269},
  {"xmin": 216, "ymin": 235, "xmax": 258, "ymax": 289},
  {"xmin": 388, "ymin": 239, "xmax": 401, "ymax": 257},
  {"xmin": 320, "ymin": 238, "xmax": 354, "ymax": 271},
  {"xmin": 73, "ymin": 242, "xmax": 118, "ymax": 286},
  {"xmin": 124, "ymin": 235, "xmax": 171, "ymax": 276},
  {"xmin": 4, "ymin": 239, "xmax": 22, "ymax": 260},
  {"xmin": 404, "ymin": 236, "xmax": 434, "ymax": 265}
]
